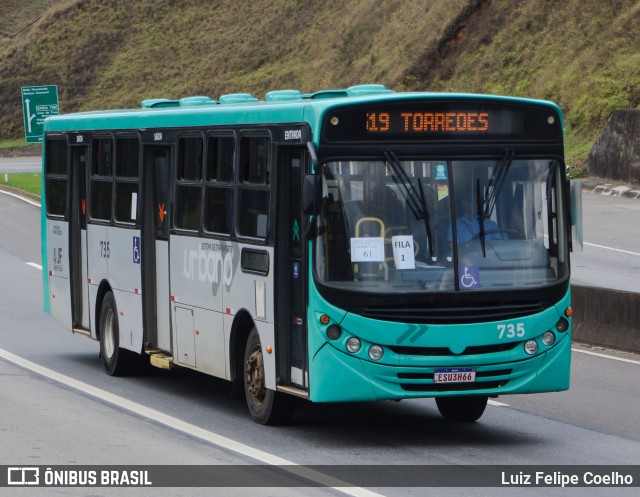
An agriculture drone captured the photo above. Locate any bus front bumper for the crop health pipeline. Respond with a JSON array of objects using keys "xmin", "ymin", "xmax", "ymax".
[{"xmin": 308, "ymin": 332, "xmax": 571, "ymax": 403}]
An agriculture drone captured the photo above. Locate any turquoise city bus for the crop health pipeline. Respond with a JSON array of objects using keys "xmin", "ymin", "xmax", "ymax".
[{"xmin": 41, "ymin": 85, "xmax": 582, "ymax": 424}]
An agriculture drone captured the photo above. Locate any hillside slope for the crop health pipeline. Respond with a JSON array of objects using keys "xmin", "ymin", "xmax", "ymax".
[{"xmin": 1, "ymin": 0, "xmax": 639, "ymax": 165}]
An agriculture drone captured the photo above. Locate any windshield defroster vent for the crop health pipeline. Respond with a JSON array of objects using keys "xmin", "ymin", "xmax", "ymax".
[{"xmin": 354, "ymin": 302, "xmax": 548, "ymax": 324}]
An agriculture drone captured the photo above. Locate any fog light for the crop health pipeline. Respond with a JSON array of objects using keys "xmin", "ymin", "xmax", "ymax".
[
  {"xmin": 524, "ymin": 340, "xmax": 538, "ymax": 355},
  {"xmin": 368, "ymin": 345, "xmax": 384, "ymax": 361},
  {"xmin": 542, "ymin": 331, "xmax": 556, "ymax": 346},
  {"xmin": 326, "ymin": 324, "xmax": 341, "ymax": 340},
  {"xmin": 346, "ymin": 337, "xmax": 361, "ymax": 353},
  {"xmin": 556, "ymin": 318, "xmax": 569, "ymax": 333}
]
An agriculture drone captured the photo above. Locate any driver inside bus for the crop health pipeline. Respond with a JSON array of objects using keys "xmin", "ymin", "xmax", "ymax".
[{"xmin": 450, "ymin": 197, "xmax": 502, "ymax": 243}]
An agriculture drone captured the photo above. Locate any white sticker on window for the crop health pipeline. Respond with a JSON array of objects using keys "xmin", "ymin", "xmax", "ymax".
[
  {"xmin": 256, "ymin": 214, "xmax": 268, "ymax": 238},
  {"xmin": 350, "ymin": 237, "xmax": 384, "ymax": 262},
  {"xmin": 131, "ymin": 192, "xmax": 137, "ymax": 221},
  {"xmin": 392, "ymin": 235, "xmax": 415, "ymax": 269}
]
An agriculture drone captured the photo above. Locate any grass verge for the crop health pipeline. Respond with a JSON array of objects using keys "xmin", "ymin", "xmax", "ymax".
[{"xmin": 1, "ymin": 172, "xmax": 41, "ymax": 197}]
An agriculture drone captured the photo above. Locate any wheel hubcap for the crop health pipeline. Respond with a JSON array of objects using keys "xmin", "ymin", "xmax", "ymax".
[
  {"xmin": 103, "ymin": 309, "xmax": 115, "ymax": 359},
  {"xmin": 246, "ymin": 346, "xmax": 265, "ymax": 404}
]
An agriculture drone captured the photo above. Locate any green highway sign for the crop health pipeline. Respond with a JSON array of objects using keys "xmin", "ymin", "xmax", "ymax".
[{"xmin": 21, "ymin": 85, "xmax": 59, "ymax": 143}]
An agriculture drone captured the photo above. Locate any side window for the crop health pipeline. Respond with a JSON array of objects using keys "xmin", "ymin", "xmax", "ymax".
[
  {"xmin": 90, "ymin": 137, "xmax": 113, "ymax": 221},
  {"xmin": 240, "ymin": 136, "xmax": 270, "ymax": 184},
  {"xmin": 204, "ymin": 135, "xmax": 235, "ymax": 234},
  {"xmin": 44, "ymin": 138, "xmax": 68, "ymax": 217},
  {"xmin": 114, "ymin": 136, "xmax": 140, "ymax": 224},
  {"xmin": 237, "ymin": 136, "xmax": 271, "ymax": 238},
  {"xmin": 174, "ymin": 136, "xmax": 203, "ymax": 231}
]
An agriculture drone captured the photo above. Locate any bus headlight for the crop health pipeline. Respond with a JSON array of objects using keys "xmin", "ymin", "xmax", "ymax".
[
  {"xmin": 542, "ymin": 331, "xmax": 556, "ymax": 346},
  {"xmin": 368, "ymin": 345, "xmax": 384, "ymax": 361},
  {"xmin": 346, "ymin": 337, "xmax": 361, "ymax": 353},
  {"xmin": 524, "ymin": 340, "xmax": 539, "ymax": 355}
]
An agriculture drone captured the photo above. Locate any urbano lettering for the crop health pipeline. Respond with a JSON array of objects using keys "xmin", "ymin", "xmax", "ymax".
[{"xmin": 183, "ymin": 245, "xmax": 234, "ymax": 287}]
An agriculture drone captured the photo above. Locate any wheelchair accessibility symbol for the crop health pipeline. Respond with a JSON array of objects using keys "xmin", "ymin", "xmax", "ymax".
[
  {"xmin": 133, "ymin": 236, "xmax": 141, "ymax": 264},
  {"xmin": 459, "ymin": 265, "xmax": 480, "ymax": 289}
]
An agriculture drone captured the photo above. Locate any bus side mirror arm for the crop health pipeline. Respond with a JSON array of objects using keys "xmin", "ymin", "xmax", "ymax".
[
  {"xmin": 306, "ymin": 141, "xmax": 318, "ymax": 166},
  {"xmin": 302, "ymin": 174, "xmax": 320, "ymax": 216}
]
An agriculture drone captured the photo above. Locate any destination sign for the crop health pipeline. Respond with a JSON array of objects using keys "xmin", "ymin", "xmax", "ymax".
[{"xmin": 322, "ymin": 100, "xmax": 562, "ymax": 143}]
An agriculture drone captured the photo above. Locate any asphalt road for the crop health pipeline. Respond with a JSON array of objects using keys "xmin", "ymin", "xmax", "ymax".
[
  {"xmin": 0, "ymin": 156, "xmax": 40, "ymax": 173},
  {"xmin": 571, "ymin": 191, "xmax": 640, "ymax": 293},
  {"xmin": 0, "ymin": 184, "xmax": 639, "ymax": 497}
]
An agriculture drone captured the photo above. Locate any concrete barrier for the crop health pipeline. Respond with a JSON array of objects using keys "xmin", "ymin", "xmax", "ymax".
[{"xmin": 572, "ymin": 285, "xmax": 640, "ymax": 354}]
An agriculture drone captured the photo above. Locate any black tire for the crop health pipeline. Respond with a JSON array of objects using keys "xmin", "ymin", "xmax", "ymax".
[
  {"xmin": 243, "ymin": 327, "xmax": 294, "ymax": 425},
  {"xmin": 99, "ymin": 291, "xmax": 140, "ymax": 376},
  {"xmin": 435, "ymin": 396, "xmax": 488, "ymax": 422}
]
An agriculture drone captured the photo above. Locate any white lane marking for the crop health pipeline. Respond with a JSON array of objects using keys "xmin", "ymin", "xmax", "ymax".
[
  {"xmin": 583, "ymin": 241, "xmax": 640, "ymax": 257},
  {"xmin": 572, "ymin": 347, "xmax": 640, "ymax": 365},
  {"xmin": 26, "ymin": 262, "xmax": 42, "ymax": 270},
  {"xmin": 0, "ymin": 347, "xmax": 384, "ymax": 497},
  {"xmin": 484, "ymin": 348, "xmax": 640, "ymax": 408},
  {"xmin": 0, "ymin": 189, "xmax": 41, "ymax": 207}
]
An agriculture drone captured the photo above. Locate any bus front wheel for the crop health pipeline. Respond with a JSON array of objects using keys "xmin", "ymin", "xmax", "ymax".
[
  {"xmin": 243, "ymin": 327, "xmax": 294, "ymax": 425},
  {"xmin": 435, "ymin": 395, "xmax": 488, "ymax": 422},
  {"xmin": 99, "ymin": 291, "xmax": 139, "ymax": 376}
]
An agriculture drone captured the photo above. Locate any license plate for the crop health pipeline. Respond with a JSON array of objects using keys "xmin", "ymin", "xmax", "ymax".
[{"xmin": 434, "ymin": 368, "xmax": 476, "ymax": 383}]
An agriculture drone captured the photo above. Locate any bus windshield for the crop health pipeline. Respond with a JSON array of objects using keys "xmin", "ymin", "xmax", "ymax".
[{"xmin": 315, "ymin": 157, "xmax": 569, "ymax": 293}]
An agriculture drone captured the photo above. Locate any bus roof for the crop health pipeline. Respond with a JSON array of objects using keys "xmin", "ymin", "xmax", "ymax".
[{"xmin": 43, "ymin": 84, "xmax": 563, "ymax": 133}]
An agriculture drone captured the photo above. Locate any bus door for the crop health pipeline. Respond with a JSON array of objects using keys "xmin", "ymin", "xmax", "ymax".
[
  {"xmin": 69, "ymin": 142, "xmax": 90, "ymax": 331},
  {"xmin": 141, "ymin": 145, "xmax": 172, "ymax": 352},
  {"xmin": 276, "ymin": 147, "xmax": 308, "ymax": 391}
]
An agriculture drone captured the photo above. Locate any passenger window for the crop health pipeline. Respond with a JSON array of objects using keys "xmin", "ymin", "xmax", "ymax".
[
  {"xmin": 44, "ymin": 138, "xmax": 68, "ymax": 217},
  {"xmin": 90, "ymin": 137, "xmax": 113, "ymax": 221},
  {"xmin": 175, "ymin": 136, "xmax": 204, "ymax": 232},
  {"xmin": 114, "ymin": 137, "xmax": 140, "ymax": 224},
  {"xmin": 206, "ymin": 136, "xmax": 234, "ymax": 182},
  {"xmin": 240, "ymin": 136, "xmax": 270, "ymax": 184},
  {"xmin": 178, "ymin": 137, "xmax": 203, "ymax": 181},
  {"xmin": 175, "ymin": 185, "xmax": 201, "ymax": 231},
  {"xmin": 204, "ymin": 136, "xmax": 235, "ymax": 234},
  {"xmin": 237, "ymin": 136, "xmax": 270, "ymax": 238}
]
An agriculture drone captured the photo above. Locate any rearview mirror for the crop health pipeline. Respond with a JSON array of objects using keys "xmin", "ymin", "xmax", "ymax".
[{"xmin": 570, "ymin": 180, "xmax": 583, "ymax": 252}]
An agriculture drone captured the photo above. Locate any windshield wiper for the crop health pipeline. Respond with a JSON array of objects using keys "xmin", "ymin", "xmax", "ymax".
[
  {"xmin": 546, "ymin": 161, "xmax": 557, "ymax": 255},
  {"xmin": 476, "ymin": 178, "xmax": 487, "ymax": 257},
  {"xmin": 383, "ymin": 150, "xmax": 433, "ymax": 255},
  {"xmin": 477, "ymin": 149, "xmax": 515, "ymax": 257},
  {"xmin": 483, "ymin": 149, "xmax": 515, "ymax": 220}
]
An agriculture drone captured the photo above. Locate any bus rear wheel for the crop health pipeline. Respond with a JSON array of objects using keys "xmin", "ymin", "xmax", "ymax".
[
  {"xmin": 243, "ymin": 327, "xmax": 294, "ymax": 425},
  {"xmin": 435, "ymin": 395, "xmax": 488, "ymax": 422},
  {"xmin": 99, "ymin": 291, "xmax": 139, "ymax": 376}
]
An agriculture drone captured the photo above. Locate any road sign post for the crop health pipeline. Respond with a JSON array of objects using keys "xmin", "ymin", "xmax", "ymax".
[{"xmin": 21, "ymin": 85, "xmax": 60, "ymax": 144}]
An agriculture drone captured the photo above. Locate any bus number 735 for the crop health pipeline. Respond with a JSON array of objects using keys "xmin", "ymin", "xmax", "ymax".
[{"xmin": 497, "ymin": 323, "xmax": 525, "ymax": 339}]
